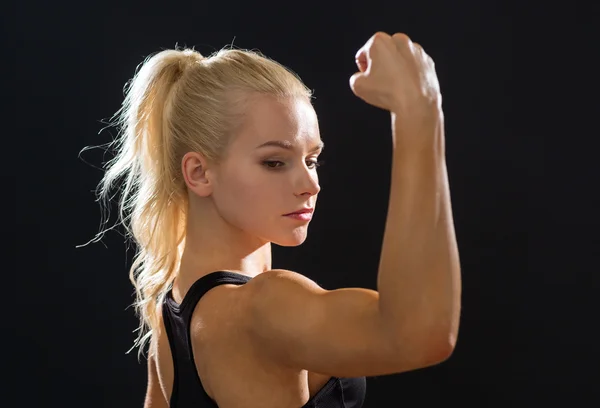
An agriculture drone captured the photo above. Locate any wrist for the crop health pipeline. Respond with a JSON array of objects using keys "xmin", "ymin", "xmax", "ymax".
[
  {"xmin": 390, "ymin": 108, "xmax": 445, "ymax": 156},
  {"xmin": 389, "ymin": 93, "xmax": 442, "ymax": 118}
]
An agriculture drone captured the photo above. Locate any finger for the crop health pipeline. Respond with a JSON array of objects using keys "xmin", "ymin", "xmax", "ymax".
[
  {"xmin": 412, "ymin": 43, "xmax": 434, "ymax": 66},
  {"xmin": 391, "ymin": 32, "xmax": 412, "ymax": 50},
  {"xmin": 355, "ymin": 51, "xmax": 368, "ymax": 73},
  {"xmin": 355, "ymin": 43, "xmax": 374, "ymax": 74}
]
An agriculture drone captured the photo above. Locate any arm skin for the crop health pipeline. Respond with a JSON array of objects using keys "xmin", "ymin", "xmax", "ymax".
[{"xmin": 377, "ymin": 109, "xmax": 461, "ymax": 361}]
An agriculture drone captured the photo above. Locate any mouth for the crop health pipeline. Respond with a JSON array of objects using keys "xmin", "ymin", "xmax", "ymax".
[
  {"xmin": 283, "ymin": 208, "xmax": 314, "ymax": 216},
  {"xmin": 283, "ymin": 208, "xmax": 314, "ymax": 221},
  {"xmin": 284, "ymin": 212, "xmax": 313, "ymax": 221}
]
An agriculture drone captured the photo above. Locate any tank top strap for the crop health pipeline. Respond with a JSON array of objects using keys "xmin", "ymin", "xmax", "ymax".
[
  {"xmin": 165, "ymin": 271, "xmax": 253, "ymax": 321},
  {"xmin": 162, "ymin": 271, "xmax": 252, "ymax": 407}
]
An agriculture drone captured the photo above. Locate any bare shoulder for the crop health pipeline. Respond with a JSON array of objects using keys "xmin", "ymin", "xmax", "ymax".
[
  {"xmin": 244, "ymin": 268, "xmax": 325, "ymax": 294},
  {"xmin": 237, "ymin": 268, "xmax": 334, "ymax": 318},
  {"xmin": 237, "ymin": 268, "xmax": 450, "ymax": 378},
  {"xmin": 233, "ymin": 268, "xmax": 329, "ymax": 321}
]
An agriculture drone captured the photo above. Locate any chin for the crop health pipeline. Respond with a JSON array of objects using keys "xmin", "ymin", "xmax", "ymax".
[
  {"xmin": 275, "ymin": 240, "xmax": 305, "ymax": 247},
  {"xmin": 272, "ymin": 231, "xmax": 309, "ymax": 247}
]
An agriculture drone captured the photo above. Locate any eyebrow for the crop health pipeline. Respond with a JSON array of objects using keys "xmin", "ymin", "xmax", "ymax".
[{"xmin": 256, "ymin": 140, "xmax": 325, "ymax": 152}]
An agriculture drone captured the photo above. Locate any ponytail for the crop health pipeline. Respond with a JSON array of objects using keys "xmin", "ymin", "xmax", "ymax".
[
  {"xmin": 97, "ymin": 50, "xmax": 200, "ymax": 358},
  {"xmin": 88, "ymin": 46, "xmax": 313, "ymax": 359}
]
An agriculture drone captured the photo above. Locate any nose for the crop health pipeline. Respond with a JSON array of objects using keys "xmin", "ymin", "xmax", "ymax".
[{"xmin": 294, "ymin": 167, "xmax": 321, "ymax": 197}]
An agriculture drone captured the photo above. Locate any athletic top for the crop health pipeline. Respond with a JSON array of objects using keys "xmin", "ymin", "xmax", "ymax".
[{"xmin": 162, "ymin": 271, "xmax": 367, "ymax": 407}]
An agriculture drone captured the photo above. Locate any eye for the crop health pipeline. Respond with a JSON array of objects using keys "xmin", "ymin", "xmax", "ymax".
[
  {"xmin": 263, "ymin": 160, "xmax": 285, "ymax": 169},
  {"xmin": 307, "ymin": 159, "xmax": 325, "ymax": 169},
  {"xmin": 262, "ymin": 159, "xmax": 325, "ymax": 170}
]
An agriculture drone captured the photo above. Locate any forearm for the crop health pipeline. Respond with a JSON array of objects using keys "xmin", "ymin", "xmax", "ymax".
[{"xmin": 377, "ymin": 110, "xmax": 461, "ymax": 352}]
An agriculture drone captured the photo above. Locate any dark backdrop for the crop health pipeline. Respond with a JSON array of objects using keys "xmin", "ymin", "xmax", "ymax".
[{"xmin": 10, "ymin": 0, "xmax": 598, "ymax": 407}]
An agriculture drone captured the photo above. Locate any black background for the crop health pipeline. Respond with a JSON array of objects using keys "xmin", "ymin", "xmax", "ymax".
[{"xmin": 10, "ymin": 0, "xmax": 599, "ymax": 406}]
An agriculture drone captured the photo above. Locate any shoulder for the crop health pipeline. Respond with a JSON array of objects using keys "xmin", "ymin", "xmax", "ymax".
[
  {"xmin": 245, "ymin": 268, "xmax": 325, "ymax": 293},
  {"xmin": 235, "ymin": 269, "xmax": 330, "ymax": 329},
  {"xmin": 188, "ymin": 269, "xmax": 319, "ymax": 329},
  {"xmin": 238, "ymin": 269, "xmax": 327, "ymax": 310},
  {"xmin": 198, "ymin": 269, "xmax": 328, "ymax": 339}
]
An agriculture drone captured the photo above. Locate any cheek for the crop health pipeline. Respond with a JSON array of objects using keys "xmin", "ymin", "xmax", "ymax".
[
  {"xmin": 234, "ymin": 180, "xmax": 269, "ymax": 208},
  {"xmin": 214, "ymin": 170, "xmax": 278, "ymax": 225}
]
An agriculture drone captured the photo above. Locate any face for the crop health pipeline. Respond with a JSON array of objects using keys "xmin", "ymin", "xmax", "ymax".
[{"xmin": 211, "ymin": 94, "xmax": 323, "ymax": 247}]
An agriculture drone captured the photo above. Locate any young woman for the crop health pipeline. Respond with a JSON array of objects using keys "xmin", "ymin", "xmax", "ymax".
[{"xmin": 95, "ymin": 31, "xmax": 461, "ymax": 408}]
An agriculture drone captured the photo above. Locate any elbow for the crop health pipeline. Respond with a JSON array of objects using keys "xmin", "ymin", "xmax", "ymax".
[
  {"xmin": 386, "ymin": 312, "xmax": 460, "ymax": 369},
  {"xmin": 430, "ymin": 337, "xmax": 456, "ymax": 362},
  {"xmin": 419, "ymin": 331, "xmax": 458, "ymax": 366},
  {"xmin": 420, "ymin": 305, "xmax": 461, "ymax": 364}
]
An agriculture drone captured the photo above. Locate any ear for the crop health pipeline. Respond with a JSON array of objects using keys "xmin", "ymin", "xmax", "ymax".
[{"xmin": 181, "ymin": 151, "xmax": 214, "ymax": 197}]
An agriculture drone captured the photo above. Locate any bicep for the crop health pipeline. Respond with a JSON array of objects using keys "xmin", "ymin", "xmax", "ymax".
[{"xmin": 244, "ymin": 270, "xmax": 446, "ymax": 378}]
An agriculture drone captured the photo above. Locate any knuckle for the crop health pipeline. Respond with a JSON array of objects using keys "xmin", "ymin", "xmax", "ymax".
[
  {"xmin": 373, "ymin": 31, "xmax": 390, "ymax": 42},
  {"xmin": 412, "ymin": 42, "xmax": 428, "ymax": 59},
  {"xmin": 371, "ymin": 32, "xmax": 392, "ymax": 49},
  {"xmin": 421, "ymin": 49, "xmax": 435, "ymax": 65},
  {"xmin": 392, "ymin": 33, "xmax": 411, "ymax": 46}
]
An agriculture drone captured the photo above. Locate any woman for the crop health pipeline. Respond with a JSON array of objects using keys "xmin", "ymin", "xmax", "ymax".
[{"xmin": 95, "ymin": 31, "xmax": 461, "ymax": 407}]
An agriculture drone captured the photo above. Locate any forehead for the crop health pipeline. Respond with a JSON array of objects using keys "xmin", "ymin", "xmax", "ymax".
[{"xmin": 235, "ymin": 94, "xmax": 321, "ymax": 149}]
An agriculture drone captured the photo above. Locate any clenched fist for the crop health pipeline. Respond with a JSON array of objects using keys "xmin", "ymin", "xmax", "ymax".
[{"xmin": 350, "ymin": 32, "xmax": 441, "ymax": 116}]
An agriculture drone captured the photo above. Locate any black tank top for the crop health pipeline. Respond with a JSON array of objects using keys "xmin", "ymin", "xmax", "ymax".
[{"xmin": 162, "ymin": 271, "xmax": 367, "ymax": 408}]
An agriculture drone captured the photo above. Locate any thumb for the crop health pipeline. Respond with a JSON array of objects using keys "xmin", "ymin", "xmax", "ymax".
[{"xmin": 349, "ymin": 72, "xmax": 367, "ymax": 96}]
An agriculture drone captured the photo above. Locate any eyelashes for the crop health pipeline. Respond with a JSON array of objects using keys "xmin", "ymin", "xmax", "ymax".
[{"xmin": 262, "ymin": 160, "xmax": 325, "ymax": 170}]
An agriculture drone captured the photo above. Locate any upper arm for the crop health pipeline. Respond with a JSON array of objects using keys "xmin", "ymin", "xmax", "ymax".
[
  {"xmin": 144, "ymin": 350, "xmax": 168, "ymax": 408},
  {"xmin": 242, "ymin": 270, "xmax": 452, "ymax": 378}
]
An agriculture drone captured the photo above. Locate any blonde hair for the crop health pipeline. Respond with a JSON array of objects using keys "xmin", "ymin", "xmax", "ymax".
[{"xmin": 92, "ymin": 46, "xmax": 312, "ymax": 358}]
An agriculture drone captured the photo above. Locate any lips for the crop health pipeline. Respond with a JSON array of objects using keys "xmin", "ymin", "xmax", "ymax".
[{"xmin": 284, "ymin": 208, "xmax": 314, "ymax": 216}]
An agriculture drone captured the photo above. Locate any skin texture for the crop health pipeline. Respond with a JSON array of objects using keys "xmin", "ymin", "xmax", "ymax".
[
  {"xmin": 176, "ymin": 94, "xmax": 323, "ymax": 287},
  {"xmin": 146, "ymin": 31, "xmax": 460, "ymax": 408},
  {"xmin": 147, "ymin": 94, "xmax": 330, "ymax": 408}
]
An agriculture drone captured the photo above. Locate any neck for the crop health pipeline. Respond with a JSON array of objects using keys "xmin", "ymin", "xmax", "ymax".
[{"xmin": 178, "ymin": 205, "xmax": 272, "ymax": 282}]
